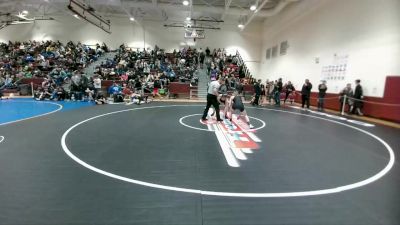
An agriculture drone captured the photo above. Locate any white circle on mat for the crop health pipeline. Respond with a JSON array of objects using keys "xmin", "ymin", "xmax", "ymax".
[
  {"xmin": 179, "ymin": 114, "xmax": 266, "ymax": 132},
  {"xmin": 61, "ymin": 105, "xmax": 395, "ymax": 198}
]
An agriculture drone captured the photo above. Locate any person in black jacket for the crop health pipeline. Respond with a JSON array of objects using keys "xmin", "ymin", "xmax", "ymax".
[
  {"xmin": 301, "ymin": 79, "xmax": 312, "ymax": 108},
  {"xmin": 253, "ymin": 79, "xmax": 262, "ymax": 106},
  {"xmin": 352, "ymin": 79, "xmax": 363, "ymax": 115},
  {"xmin": 283, "ymin": 81, "xmax": 295, "ymax": 104},
  {"xmin": 318, "ymin": 80, "xmax": 328, "ymax": 111},
  {"xmin": 274, "ymin": 78, "xmax": 283, "ymax": 106}
]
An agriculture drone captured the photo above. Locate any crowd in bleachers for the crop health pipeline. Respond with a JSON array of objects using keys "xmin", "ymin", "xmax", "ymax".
[
  {"xmin": 0, "ymin": 42, "xmax": 255, "ymax": 103},
  {"xmin": 0, "ymin": 40, "xmax": 108, "ymax": 99},
  {"xmin": 88, "ymin": 45, "xmax": 211, "ymax": 104}
]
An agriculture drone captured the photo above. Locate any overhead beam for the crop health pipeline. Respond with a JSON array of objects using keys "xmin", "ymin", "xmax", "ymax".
[
  {"xmin": 242, "ymin": 0, "xmax": 298, "ymax": 30},
  {"xmin": 164, "ymin": 24, "xmax": 220, "ymax": 30},
  {"xmin": 192, "ymin": 18, "xmax": 223, "ymax": 22},
  {"xmin": 0, "ymin": 0, "xmax": 287, "ymax": 17},
  {"xmin": 68, "ymin": 0, "xmax": 111, "ymax": 33}
]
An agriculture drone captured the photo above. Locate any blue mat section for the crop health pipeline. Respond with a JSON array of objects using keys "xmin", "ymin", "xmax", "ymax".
[{"xmin": 0, "ymin": 98, "xmax": 94, "ymax": 125}]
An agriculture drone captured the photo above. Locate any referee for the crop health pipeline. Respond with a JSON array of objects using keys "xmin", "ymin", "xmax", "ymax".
[{"xmin": 202, "ymin": 78, "xmax": 224, "ymax": 122}]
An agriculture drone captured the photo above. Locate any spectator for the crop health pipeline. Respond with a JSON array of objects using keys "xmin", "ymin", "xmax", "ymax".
[
  {"xmin": 253, "ymin": 79, "xmax": 262, "ymax": 106},
  {"xmin": 84, "ymin": 87, "xmax": 95, "ymax": 101},
  {"xmin": 93, "ymin": 75, "xmax": 102, "ymax": 93},
  {"xmin": 283, "ymin": 81, "xmax": 295, "ymax": 104},
  {"xmin": 274, "ymin": 78, "xmax": 283, "ymax": 106},
  {"xmin": 95, "ymin": 92, "xmax": 107, "ymax": 105},
  {"xmin": 339, "ymin": 83, "xmax": 354, "ymax": 113},
  {"xmin": 352, "ymin": 79, "xmax": 363, "ymax": 116},
  {"xmin": 301, "ymin": 79, "xmax": 313, "ymax": 108},
  {"xmin": 318, "ymin": 80, "xmax": 328, "ymax": 111}
]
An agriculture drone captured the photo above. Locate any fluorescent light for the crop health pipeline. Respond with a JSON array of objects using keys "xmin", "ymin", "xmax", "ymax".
[
  {"xmin": 250, "ymin": 5, "xmax": 257, "ymax": 11},
  {"xmin": 22, "ymin": 10, "xmax": 29, "ymax": 15},
  {"xmin": 16, "ymin": 14, "xmax": 34, "ymax": 21},
  {"xmin": 130, "ymin": 17, "xmax": 135, "ymax": 21},
  {"xmin": 186, "ymin": 17, "xmax": 191, "ymax": 21},
  {"xmin": 238, "ymin": 24, "xmax": 244, "ymax": 28},
  {"xmin": 183, "ymin": 0, "xmax": 189, "ymax": 6}
]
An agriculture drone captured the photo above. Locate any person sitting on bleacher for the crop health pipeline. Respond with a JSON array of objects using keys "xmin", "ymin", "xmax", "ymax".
[
  {"xmin": 53, "ymin": 86, "xmax": 66, "ymax": 101},
  {"xmin": 108, "ymin": 82, "xmax": 123, "ymax": 103},
  {"xmin": 95, "ymin": 92, "xmax": 107, "ymax": 105},
  {"xmin": 84, "ymin": 87, "xmax": 95, "ymax": 102},
  {"xmin": 36, "ymin": 87, "xmax": 52, "ymax": 100},
  {"xmin": 153, "ymin": 76, "xmax": 162, "ymax": 98}
]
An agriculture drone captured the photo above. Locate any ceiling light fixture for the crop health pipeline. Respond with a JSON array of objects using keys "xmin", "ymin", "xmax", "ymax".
[
  {"xmin": 238, "ymin": 24, "xmax": 244, "ymax": 29},
  {"xmin": 73, "ymin": 14, "xmax": 79, "ymax": 19},
  {"xmin": 250, "ymin": 5, "xmax": 257, "ymax": 11},
  {"xmin": 130, "ymin": 17, "xmax": 135, "ymax": 21},
  {"xmin": 182, "ymin": 0, "xmax": 189, "ymax": 6},
  {"xmin": 22, "ymin": 10, "xmax": 29, "ymax": 14},
  {"xmin": 186, "ymin": 17, "xmax": 191, "ymax": 21}
]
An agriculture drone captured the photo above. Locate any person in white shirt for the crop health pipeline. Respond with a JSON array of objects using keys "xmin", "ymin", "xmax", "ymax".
[
  {"xmin": 93, "ymin": 76, "xmax": 102, "ymax": 92},
  {"xmin": 201, "ymin": 78, "xmax": 225, "ymax": 122}
]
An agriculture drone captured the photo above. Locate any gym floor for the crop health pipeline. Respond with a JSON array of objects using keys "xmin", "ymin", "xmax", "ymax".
[{"xmin": 0, "ymin": 100, "xmax": 399, "ymax": 225}]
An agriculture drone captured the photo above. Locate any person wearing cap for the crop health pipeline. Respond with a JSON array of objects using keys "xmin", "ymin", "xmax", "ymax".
[
  {"xmin": 202, "ymin": 78, "xmax": 224, "ymax": 122},
  {"xmin": 225, "ymin": 91, "xmax": 254, "ymax": 129}
]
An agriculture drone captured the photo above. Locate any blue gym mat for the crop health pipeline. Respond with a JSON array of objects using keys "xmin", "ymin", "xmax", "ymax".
[{"xmin": 0, "ymin": 98, "xmax": 94, "ymax": 125}]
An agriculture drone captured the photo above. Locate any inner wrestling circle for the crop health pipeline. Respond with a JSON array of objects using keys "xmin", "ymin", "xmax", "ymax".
[{"xmin": 179, "ymin": 113, "xmax": 266, "ymax": 132}]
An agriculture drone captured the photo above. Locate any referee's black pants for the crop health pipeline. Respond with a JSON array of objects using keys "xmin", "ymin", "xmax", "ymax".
[{"xmin": 202, "ymin": 93, "xmax": 221, "ymax": 120}]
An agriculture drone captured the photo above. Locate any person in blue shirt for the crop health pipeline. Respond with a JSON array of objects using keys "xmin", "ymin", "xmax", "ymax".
[{"xmin": 108, "ymin": 82, "xmax": 122, "ymax": 95}]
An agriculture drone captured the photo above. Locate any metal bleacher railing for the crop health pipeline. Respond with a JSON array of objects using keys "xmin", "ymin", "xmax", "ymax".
[{"xmin": 235, "ymin": 50, "xmax": 251, "ymax": 80}]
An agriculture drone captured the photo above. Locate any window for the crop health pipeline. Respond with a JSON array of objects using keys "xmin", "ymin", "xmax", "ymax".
[
  {"xmin": 271, "ymin": 45, "xmax": 278, "ymax": 58},
  {"xmin": 266, "ymin": 48, "xmax": 271, "ymax": 59},
  {"xmin": 280, "ymin": 41, "xmax": 288, "ymax": 55}
]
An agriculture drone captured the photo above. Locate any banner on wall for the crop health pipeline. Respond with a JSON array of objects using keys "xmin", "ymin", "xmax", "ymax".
[{"xmin": 321, "ymin": 54, "xmax": 349, "ymax": 82}]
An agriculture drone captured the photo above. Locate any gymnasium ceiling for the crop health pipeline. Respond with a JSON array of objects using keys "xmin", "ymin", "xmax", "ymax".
[{"xmin": 0, "ymin": 0, "xmax": 299, "ymax": 28}]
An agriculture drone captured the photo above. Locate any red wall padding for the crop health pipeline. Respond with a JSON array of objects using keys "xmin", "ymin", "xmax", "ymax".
[{"xmin": 169, "ymin": 82, "xmax": 190, "ymax": 94}]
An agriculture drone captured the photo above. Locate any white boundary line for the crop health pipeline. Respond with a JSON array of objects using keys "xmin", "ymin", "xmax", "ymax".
[
  {"xmin": 0, "ymin": 136, "xmax": 4, "ymax": 143},
  {"xmin": 60, "ymin": 105, "xmax": 396, "ymax": 198},
  {"xmin": 0, "ymin": 100, "xmax": 63, "ymax": 126},
  {"xmin": 179, "ymin": 114, "xmax": 266, "ymax": 132}
]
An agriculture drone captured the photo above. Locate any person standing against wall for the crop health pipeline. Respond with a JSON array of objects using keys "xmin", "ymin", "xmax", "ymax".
[
  {"xmin": 339, "ymin": 83, "xmax": 354, "ymax": 113},
  {"xmin": 301, "ymin": 79, "xmax": 313, "ymax": 108},
  {"xmin": 318, "ymin": 80, "xmax": 328, "ymax": 111},
  {"xmin": 352, "ymin": 79, "xmax": 364, "ymax": 116}
]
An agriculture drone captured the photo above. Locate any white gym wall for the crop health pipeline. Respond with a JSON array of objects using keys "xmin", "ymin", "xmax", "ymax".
[{"xmin": 258, "ymin": 0, "xmax": 400, "ymax": 97}]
